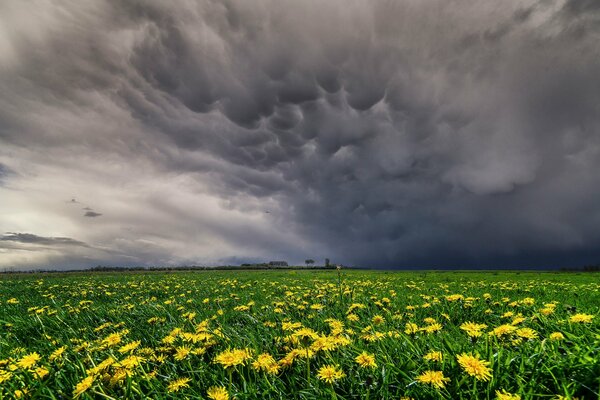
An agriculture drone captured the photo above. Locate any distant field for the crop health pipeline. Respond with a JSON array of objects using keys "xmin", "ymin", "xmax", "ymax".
[{"xmin": 0, "ymin": 270, "xmax": 598, "ymax": 399}]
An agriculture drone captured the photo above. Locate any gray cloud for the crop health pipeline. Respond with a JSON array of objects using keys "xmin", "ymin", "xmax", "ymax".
[
  {"xmin": 1, "ymin": 0, "xmax": 600, "ymax": 269},
  {"xmin": 0, "ymin": 233, "xmax": 89, "ymax": 248},
  {"xmin": 84, "ymin": 211, "xmax": 102, "ymax": 218}
]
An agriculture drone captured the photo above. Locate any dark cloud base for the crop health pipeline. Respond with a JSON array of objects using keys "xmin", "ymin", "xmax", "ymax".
[{"xmin": 1, "ymin": 0, "xmax": 600, "ymax": 269}]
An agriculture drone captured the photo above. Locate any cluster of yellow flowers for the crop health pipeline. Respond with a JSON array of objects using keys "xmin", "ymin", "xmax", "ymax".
[{"xmin": 0, "ymin": 272, "xmax": 597, "ymax": 399}]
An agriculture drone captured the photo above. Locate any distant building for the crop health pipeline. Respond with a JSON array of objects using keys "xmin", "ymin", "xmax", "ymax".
[{"xmin": 268, "ymin": 261, "xmax": 288, "ymax": 267}]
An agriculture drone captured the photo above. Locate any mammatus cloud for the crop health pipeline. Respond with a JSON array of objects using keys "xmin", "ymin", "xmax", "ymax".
[{"xmin": 1, "ymin": 0, "xmax": 600, "ymax": 269}]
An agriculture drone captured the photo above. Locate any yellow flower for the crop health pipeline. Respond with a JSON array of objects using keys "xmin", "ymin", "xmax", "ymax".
[
  {"xmin": 174, "ymin": 346, "xmax": 191, "ymax": 361},
  {"xmin": 355, "ymin": 352, "xmax": 377, "ymax": 368},
  {"xmin": 214, "ymin": 348, "xmax": 252, "ymax": 368},
  {"xmin": 252, "ymin": 353, "xmax": 280, "ymax": 374},
  {"xmin": 73, "ymin": 375, "xmax": 94, "ymax": 398},
  {"xmin": 416, "ymin": 370, "xmax": 450, "ymax": 389},
  {"xmin": 0, "ymin": 370, "xmax": 13, "ymax": 383},
  {"xmin": 549, "ymin": 332, "xmax": 565, "ymax": 341},
  {"xmin": 49, "ymin": 346, "xmax": 67, "ymax": 362},
  {"xmin": 117, "ymin": 355, "xmax": 144, "ymax": 369},
  {"xmin": 460, "ymin": 322, "xmax": 488, "ymax": 338},
  {"xmin": 167, "ymin": 377, "xmax": 191, "ymax": 392},
  {"xmin": 33, "ymin": 366, "xmax": 49, "ymax": 379},
  {"xmin": 423, "ymin": 323, "xmax": 443, "ymax": 333},
  {"xmin": 456, "ymin": 353, "xmax": 492, "ymax": 381},
  {"xmin": 17, "ymin": 352, "xmax": 41, "ymax": 369},
  {"xmin": 118, "ymin": 341, "xmax": 140, "ymax": 354},
  {"xmin": 404, "ymin": 322, "xmax": 419, "ymax": 335},
  {"xmin": 207, "ymin": 386, "xmax": 229, "ymax": 400},
  {"xmin": 516, "ymin": 327, "xmax": 538, "ymax": 340},
  {"xmin": 372, "ymin": 315, "xmax": 385, "ymax": 325},
  {"xmin": 490, "ymin": 324, "xmax": 517, "ymax": 338},
  {"xmin": 317, "ymin": 365, "xmax": 345, "ymax": 384},
  {"xmin": 423, "ymin": 351, "xmax": 443, "ymax": 362},
  {"xmin": 569, "ymin": 314, "xmax": 593, "ymax": 323},
  {"xmin": 347, "ymin": 314, "xmax": 359, "ymax": 322},
  {"xmin": 496, "ymin": 389, "xmax": 521, "ymax": 400},
  {"xmin": 102, "ymin": 332, "xmax": 122, "ymax": 347}
]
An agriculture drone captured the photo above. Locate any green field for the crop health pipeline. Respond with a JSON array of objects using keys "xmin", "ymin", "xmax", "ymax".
[{"xmin": 0, "ymin": 270, "xmax": 599, "ymax": 399}]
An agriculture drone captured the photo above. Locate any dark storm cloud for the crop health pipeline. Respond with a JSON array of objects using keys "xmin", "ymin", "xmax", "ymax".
[
  {"xmin": 1, "ymin": 0, "xmax": 600, "ymax": 269},
  {"xmin": 84, "ymin": 211, "xmax": 102, "ymax": 218}
]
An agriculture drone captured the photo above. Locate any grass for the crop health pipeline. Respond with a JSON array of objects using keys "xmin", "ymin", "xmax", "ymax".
[{"xmin": 0, "ymin": 269, "xmax": 598, "ymax": 399}]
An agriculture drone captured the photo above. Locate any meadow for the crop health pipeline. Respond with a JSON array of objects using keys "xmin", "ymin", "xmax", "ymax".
[{"xmin": 0, "ymin": 269, "xmax": 598, "ymax": 399}]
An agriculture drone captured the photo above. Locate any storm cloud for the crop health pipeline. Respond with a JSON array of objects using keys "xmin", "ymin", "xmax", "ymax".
[{"xmin": 1, "ymin": 0, "xmax": 600, "ymax": 270}]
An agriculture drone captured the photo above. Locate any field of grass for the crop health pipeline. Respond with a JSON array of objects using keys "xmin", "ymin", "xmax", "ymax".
[{"xmin": 0, "ymin": 269, "xmax": 599, "ymax": 399}]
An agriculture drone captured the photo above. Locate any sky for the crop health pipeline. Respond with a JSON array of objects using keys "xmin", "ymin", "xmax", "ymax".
[{"xmin": 1, "ymin": 0, "xmax": 600, "ymax": 270}]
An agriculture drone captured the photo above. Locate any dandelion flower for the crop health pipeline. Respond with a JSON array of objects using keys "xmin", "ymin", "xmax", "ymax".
[
  {"xmin": 252, "ymin": 353, "xmax": 280, "ymax": 374},
  {"xmin": 167, "ymin": 377, "xmax": 191, "ymax": 393},
  {"xmin": 17, "ymin": 352, "xmax": 40, "ymax": 369},
  {"xmin": 496, "ymin": 389, "xmax": 521, "ymax": 400},
  {"xmin": 33, "ymin": 366, "xmax": 49, "ymax": 379},
  {"xmin": 73, "ymin": 375, "xmax": 94, "ymax": 398},
  {"xmin": 214, "ymin": 348, "xmax": 252, "ymax": 368},
  {"xmin": 317, "ymin": 365, "xmax": 345, "ymax": 384},
  {"xmin": 174, "ymin": 346, "xmax": 191, "ymax": 361},
  {"xmin": 423, "ymin": 351, "xmax": 443, "ymax": 362},
  {"xmin": 118, "ymin": 341, "xmax": 140, "ymax": 354},
  {"xmin": 516, "ymin": 328, "xmax": 538, "ymax": 340},
  {"xmin": 569, "ymin": 314, "xmax": 593, "ymax": 323},
  {"xmin": 355, "ymin": 352, "xmax": 377, "ymax": 368},
  {"xmin": 207, "ymin": 386, "xmax": 229, "ymax": 400},
  {"xmin": 416, "ymin": 370, "xmax": 450, "ymax": 389},
  {"xmin": 549, "ymin": 332, "xmax": 565, "ymax": 341},
  {"xmin": 460, "ymin": 322, "xmax": 487, "ymax": 338},
  {"xmin": 49, "ymin": 346, "xmax": 66, "ymax": 362},
  {"xmin": 456, "ymin": 353, "xmax": 492, "ymax": 381}
]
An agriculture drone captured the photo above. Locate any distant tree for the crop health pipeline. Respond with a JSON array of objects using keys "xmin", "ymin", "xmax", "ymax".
[
  {"xmin": 305, "ymin": 259, "xmax": 315, "ymax": 267},
  {"xmin": 325, "ymin": 258, "xmax": 330, "ymax": 267}
]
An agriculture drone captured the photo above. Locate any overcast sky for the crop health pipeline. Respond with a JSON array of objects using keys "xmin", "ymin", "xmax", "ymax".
[{"xmin": 1, "ymin": 0, "xmax": 600, "ymax": 270}]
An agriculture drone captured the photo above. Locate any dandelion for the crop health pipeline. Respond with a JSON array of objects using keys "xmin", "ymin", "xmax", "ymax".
[
  {"xmin": 174, "ymin": 346, "xmax": 191, "ymax": 361},
  {"xmin": 456, "ymin": 353, "xmax": 492, "ymax": 381},
  {"xmin": 49, "ymin": 346, "xmax": 66, "ymax": 362},
  {"xmin": 0, "ymin": 370, "xmax": 13, "ymax": 383},
  {"xmin": 33, "ymin": 366, "xmax": 49, "ymax": 379},
  {"xmin": 102, "ymin": 332, "xmax": 122, "ymax": 347},
  {"xmin": 355, "ymin": 351, "xmax": 377, "ymax": 368},
  {"xmin": 252, "ymin": 353, "xmax": 280, "ymax": 374},
  {"xmin": 215, "ymin": 348, "xmax": 252, "ymax": 368},
  {"xmin": 416, "ymin": 370, "xmax": 450, "ymax": 389},
  {"xmin": 423, "ymin": 351, "xmax": 443, "ymax": 362},
  {"xmin": 207, "ymin": 386, "xmax": 229, "ymax": 400},
  {"xmin": 496, "ymin": 389, "xmax": 521, "ymax": 400},
  {"xmin": 372, "ymin": 315, "xmax": 385, "ymax": 325},
  {"xmin": 516, "ymin": 328, "xmax": 538, "ymax": 340},
  {"xmin": 549, "ymin": 332, "xmax": 565, "ymax": 341},
  {"xmin": 118, "ymin": 341, "xmax": 140, "ymax": 354},
  {"xmin": 423, "ymin": 323, "xmax": 443, "ymax": 333},
  {"xmin": 490, "ymin": 324, "xmax": 517, "ymax": 338},
  {"xmin": 117, "ymin": 355, "xmax": 144, "ymax": 369},
  {"xmin": 167, "ymin": 377, "xmax": 191, "ymax": 393},
  {"xmin": 405, "ymin": 322, "xmax": 419, "ymax": 335},
  {"xmin": 17, "ymin": 352, "xmax": 40, "ymax": 369},
  {"xmin": 317, "ymin": 365, "xmax": 345, "ymax": 384},
  {"xmin": 73, "ymin": 375, "xmax": 94, "ymax": 398},
  {"xmin": 569, "ymin": 314, "xmax": 593, "ymax": 323}
]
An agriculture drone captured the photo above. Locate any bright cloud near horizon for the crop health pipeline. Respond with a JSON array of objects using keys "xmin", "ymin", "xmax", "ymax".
[{"xmin": 1, "ymin": 0, "xmax": 600, "ymax": 270}]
